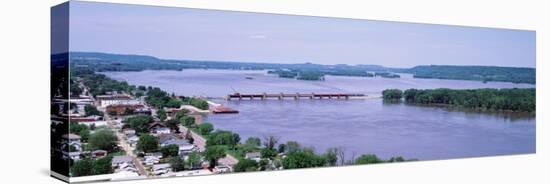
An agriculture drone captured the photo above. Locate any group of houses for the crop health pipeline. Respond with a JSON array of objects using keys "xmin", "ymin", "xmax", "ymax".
[{"xmin": 62, "ymin": 92, "xmax": 219, "ymax": 178}]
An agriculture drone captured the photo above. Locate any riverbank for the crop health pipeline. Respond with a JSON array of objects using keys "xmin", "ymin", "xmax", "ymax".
[{"xmin": 100, "ymin": 69, "xmax": 535, "ymax": 161}]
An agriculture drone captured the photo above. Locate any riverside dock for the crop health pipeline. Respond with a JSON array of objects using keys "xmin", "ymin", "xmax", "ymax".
[{"xmin": 226, "ymin": 92, "xmax": 366, "ymax": 100}]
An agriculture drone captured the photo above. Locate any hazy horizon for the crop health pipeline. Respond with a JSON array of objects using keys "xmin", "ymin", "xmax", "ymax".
[{"xmin": 68, "ymin": 1, "xmax": 536, "ymax": 68}]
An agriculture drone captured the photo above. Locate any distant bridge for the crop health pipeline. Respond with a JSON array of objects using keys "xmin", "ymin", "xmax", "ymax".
[{"xmin": 226, "ymin": 93, "xmax": 366, "ymax": 100}]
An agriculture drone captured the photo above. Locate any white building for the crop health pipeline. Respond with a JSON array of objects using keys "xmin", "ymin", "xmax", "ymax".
[
  {"xmin": 152, "ymin": 164, "xmax": 171, "ymax": 175},
  {"xmin": 79, "ymin": 120, "xmax": 107, "ymax": 127},
  {"xmin": 111, "ymin": 156, "xmax": 134, "ymax": 168},
  {"xmin": 245, "ymin": 152, "xmax": 262, "ymax": 162},
  {"xmin": 96, "ymin": 95, "xmax": 140, "ymax": 108}
]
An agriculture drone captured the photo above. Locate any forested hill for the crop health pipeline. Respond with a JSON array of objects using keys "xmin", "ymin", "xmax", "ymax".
[
  {"xmin": 69, "ymin": 52, "xmax": 535, "ymax": 84},
  {"xmin": 406, "ymin": 65, "xmax": 535, "ymax": 84}
]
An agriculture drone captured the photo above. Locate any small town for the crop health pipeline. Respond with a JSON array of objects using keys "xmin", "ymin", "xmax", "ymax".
[{"xmin": 52, "ymin": 80, "xmax": 251, "ymax": 181}]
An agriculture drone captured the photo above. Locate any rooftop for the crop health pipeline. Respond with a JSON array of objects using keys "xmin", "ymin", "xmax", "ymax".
[{"xmin": 112, "ymin": 156, "xmax": 133, "ymax": 164}]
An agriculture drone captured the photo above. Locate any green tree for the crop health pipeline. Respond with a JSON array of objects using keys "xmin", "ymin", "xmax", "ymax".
[
  {"xmin": 282, "ymin": 150, "xmax": 326, "ymax": 169},
  {"xmin": 93, "ymin": 156, "xmax": 113, "ymax": 175},
  {"xmin": 157, "ymin": 109, "xmax": 167, "ymax": 121},
  {"xmin": 245, "ymin": 137, "xmax": 261, "ymax": 147},
  {"xmin": 79, "ymin": 129, "xmax": 90, "ymax": 142},
  {"xmin": 354, "ymin": 154, "xmax": 383, "ymax": 164},
  {"xmin": 165, "ymin": 98, "xmax": 183, "ymax": 108},
  {"xmin": 260, "ymin": 148, "xmax": 277, "ymax": 159},
  {"xmin": 263, "ymin": 135, "xmax": 279, "ymax": 150},
  {"xmin": 71, "ymin": 159, "xmax": 94, "ymax": 177},
  {"xmin": 382, "ymin": 89, "xmax": 403, "ymax": 101},
  {"xmin": 126, "ymin": 115, "xmax": 153, "ymax": 134},
  {"xmin": 387, "ymin": 156, "xmax": 406, "ymax": 162},
  {"xmin": 160, "ymin": 145, "xmax": 179, "ymax": 157},
  {"xmin": 179, "ymin": 116, "xmax": 196, "ymax": 127},
  {"xmin": 170, "ymin": 156, "xmax": 186, "ymax": 172},
  {"xmin": 233, "ymin": 159, "xmax": 258, "ymax": 172},
  {"xmin": 137, "ymin": 134, "xmax": 159, "ymax": 153},
  {"xmin": 70, "ymin": 124, "xmax": 88, "ymax": 134},
  {"xmin": 174, "ymin": 110, "xmax": 190, "ymax": 121},
  {"xmin": 277, "ymin": 144, "xmax": 287, "ymax": 153},
  {"xmin": 258, "ymin": 159, "xmax": 270, "ymax": 171},
  {"xmin": 198, "ymin": 123, "xmax": 214, "ymax": 135},
  {"xmin": 187, "ymin": 152, "xmax": 201, "ymax": 169},
  {"xmin": 89, "ymin": 129, "xmax": 118, "ymax": 152},
  {"xmin": 207, "ymin": 130, "xmax": 240, "ymax": 148},
  {"xmin": 324, "ymin": 148, "xmax": 338, "ymax": 166},
  {"xmin": 286, "ymin": 141, "xmax": 302, "ymax": 153},
  {"xmin": 204, "ymin": 146, "xmax": 226, "ymax": 168},
  {"xmin": 84, "ymin": 104, "xmax": 103, "ymax": 116},
  {"xmin": 165, "ymin": 119, "xmax": 180, "ymax": 133},
  {"xmin": 70, "ymin": 85, "xmax": 83, "ymax": 96}
]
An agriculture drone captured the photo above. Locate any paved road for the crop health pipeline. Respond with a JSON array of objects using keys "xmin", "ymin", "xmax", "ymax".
[
  {"xmin": 179, "ymin": 125, "xmax": 206, "ymax": 152},
  {"xmin": 105, "ymin": 115, "xmax": 149, "ymax": 177}
]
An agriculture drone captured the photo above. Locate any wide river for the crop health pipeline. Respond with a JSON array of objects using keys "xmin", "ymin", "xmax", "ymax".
[{"xmin": 103, "ymin": 69, "xmax": 536, "ymax": 161}]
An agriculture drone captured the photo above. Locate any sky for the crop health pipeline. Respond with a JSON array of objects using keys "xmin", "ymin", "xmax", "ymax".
[{"xmin": 68, "ymin": 1, "xmax": 536, "ymax": 68}]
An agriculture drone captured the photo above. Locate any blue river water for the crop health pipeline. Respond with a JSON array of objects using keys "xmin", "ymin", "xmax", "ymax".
[{"xmin": 104, "ymin": 69, "xmax": 535, "ymax": 160}]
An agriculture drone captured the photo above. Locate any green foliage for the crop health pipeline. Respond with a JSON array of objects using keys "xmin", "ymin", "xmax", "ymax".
[
  {"xmin": 258, "ymin": 159, "xmax": 270, "ymax": 171},
  {"xmin": 323, "ymin": 148, "xmax": 338, "ymax": 166},
  {"xmin": 157, "ymin": 109, "xmax": 167, "ymax": 121},
  {"xmin": 187, "ymin": 152, "xmax": 202, "ymax": 169},
  {"xmin": 70, "ymin": 124, "xmax": 90, "ymax": 142},
  {"xmin": 179, "ymin": 116, "xmax": 196, "ymax": 127},
  {"xmin": 374, "ymin": 72, "xmax": 400, "ymax": 78},
  {"xmin": 134, "ymin": 91, "xmax": 144, "ymax": 98},
  {"xmin": 165, "ymin": 98, "xmax": 183, "ymax": 108},
  {"xmin": 260, "ymin": 148, "xmax": 277, "ymax": 159},
  {"xmin": 387, "ymin": 156, "xmax": 406, "ymax": 162},
  {"xmin": 71, "ymin": 52, "xmax": 535, "ymax": 85},
  {"xmin": 245, "ymin": 137, "xmax": 262, "ymax": 147},
  {"xmin": 207, "ymin": 130, "xmax": 241, "ymax": 148},
  {"xmin": 297, "ymin": 71, "xmax": 325, "ymax": 81},
  {"xmin": 165, "ymin": 119, "xmax": 180, "ymax": 133},
  {"xmin": 263, "ymin": 136, "xmax": 279, "ymax": 150},
  {"xmin": 89, "ymin": 129, "xmax": 118, "ymax": 152},
  {"xmin": 160, "ymin": 145, "xmax": 179, "ymax": 157},
  {"xmin": 71, "ymin": 69, "xmax": 134, "ymax": 97},
  {"xmin": 182, "ymin": 97, "xmax": 209, "ymax": 110},
  {"xmin": 84, "ymin": 104, "xmax": 103, "ymax": 116},
  {"xmin": 403, "ymin": 88, "xmax": 536, "ymax": 112},
  {"xmin": 354, "ymin": 154, "xmax": 383, "ymax": 164},
  {"xmin": 92, "ymin": 156, "xmax": 113, "ymax": 175},
  {"xmin": 285, "ymin": 141, "xmax": 302, "ymax": 154},
  {"xmin": 408, "ymin": 65, "xmax": 535, "ymax": 84},
  {"xmin": 70, "ymin": 123, "xmax": 88, "ymax": 134},
  {"xmin": 71, "ymin": 159, "xmax": 94, "ymax": 177},
  {"xmin": 174, "ymin": 110, "xmax": 190, "ymax": 120},
  {"xmin": 282, "ymin": 150, "xmax": 327, "ymax": 169},
  {"xmin": 70, "ymin": 156, "xmax": 113, "ymax": 177},
  {"xmin": 233, "ymin": 159, "xmax": 258, "ymax": 172},
  {"xmin": 198, "ymin": 123, "xmax": 214, "ymax": 135},
  {"xmin": 277, "ymin": 144, "xmax": 287, "ymax": 153},
  {"xmin": 170, "ymin": 156, "xmax": 186, "ymax": 172},
  {"xmin": 79, "ymin": 129, "xmax": 91, "ymax": 142},
  {"xmin": 70, "ymin": 84, "xmax": 83, "ymax": 96},
  {"xmin": 204, "ymin": 146, "xmax": 227, "ymax": 168},
  {"xmin": 137, "ymin": 134, "xmax": 159, "ymax": 153},
  {"xmin": 125, "ymin": 115, "xmax": 153, "ymax": 134},
  {"xmin": 382, "ymin": 89, "xmax": 403, "ymax": 101},
  {"xmin": 145, "ymin": 87, "xmax": 171, "ymax": 108}
]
